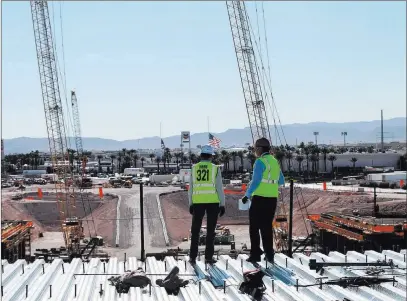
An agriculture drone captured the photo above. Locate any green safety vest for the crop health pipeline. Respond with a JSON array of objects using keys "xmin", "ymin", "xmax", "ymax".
[
  {"xmin": 252, "ymin": 154, "xmax": 280, "ymax": 198},
  {"xmin": 191, "ymin": 161, "xmax": 220, "ymax": 204}
]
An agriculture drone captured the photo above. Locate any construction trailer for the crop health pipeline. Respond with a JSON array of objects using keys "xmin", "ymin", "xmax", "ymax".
[
  {"xmin": 309, "ymin": 213, "xmax": 407, "ymax": 254},
  {"xmin": 1, "ymin": 220, "xmax": 33, "ymax": 263}
]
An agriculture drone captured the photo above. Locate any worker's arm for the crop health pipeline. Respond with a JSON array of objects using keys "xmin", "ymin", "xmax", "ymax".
[
  {"xmin": 245, "ymin": 160, "xmax": 265, "ymax": 199},
  {"xmin": 188, "ymin": 171, "xmax": 193, "ymax": 207},
  {"xmin": 215, "ymin": 167, "xmax": 225, "ymax": 207},
  {"xmin": 278, "ymin": 170, "xmax": 285, "ymax": 186}
]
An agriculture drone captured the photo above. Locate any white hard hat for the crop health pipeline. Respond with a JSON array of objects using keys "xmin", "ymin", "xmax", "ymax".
[{"xmin": 201, "ymin": 145, "xmax": 214, "ymax": 155}]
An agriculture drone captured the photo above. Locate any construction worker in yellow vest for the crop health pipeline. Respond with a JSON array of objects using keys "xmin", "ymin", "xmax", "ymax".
[
  {"xmin": 242, "ymin": 137, "xmax": 285, "ymax": 263},
  {"xmin": 188, "ymin": 145, "xmax": 225, "ymax": 265}
]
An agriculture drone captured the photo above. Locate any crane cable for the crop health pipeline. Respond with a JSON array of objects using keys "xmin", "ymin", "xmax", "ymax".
[
  {"xmin": 246, "ymin": 2, "xmax": 312, "ymax": 242},
  {"xmin": 51, "ymin": 2, "xmax": 98, "ymax": 239}
]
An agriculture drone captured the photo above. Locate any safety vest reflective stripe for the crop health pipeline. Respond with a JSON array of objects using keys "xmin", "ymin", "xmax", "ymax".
[
  {"xmin": 192, "ymin": 190, "xmax": 217, "ymax": 195},
  {"xmin": 261, "ymin": 179, "xmax": 278, "ymax": 184},
  {"xmin": 193, "ymin": 183, "xmax": 215, "ymax": 188}
]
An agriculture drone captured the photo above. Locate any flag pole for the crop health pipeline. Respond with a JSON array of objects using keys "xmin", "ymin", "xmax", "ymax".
[{"xmin": 207, "ymin": 116, "xmax": 210, "ymax": 134}]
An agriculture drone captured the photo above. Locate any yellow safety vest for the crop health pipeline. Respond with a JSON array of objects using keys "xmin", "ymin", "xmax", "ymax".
[
  {"xmin": 252, "ymin": 154, "xmax": 280, "ymax": 198},
  {"xmin": 191, "ymin": 161, "xmax": 220, "ymax": 204}
]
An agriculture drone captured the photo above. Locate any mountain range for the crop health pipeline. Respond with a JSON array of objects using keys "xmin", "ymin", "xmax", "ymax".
[{"xmin": 2, "ymin": 117, "xmax": 406, "ymax": 154}]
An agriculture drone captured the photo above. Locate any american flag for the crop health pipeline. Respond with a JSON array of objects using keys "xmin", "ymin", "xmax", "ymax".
[
  {"xmin": 208, "ymin": 133, "xmax": 221, "ymax": 148},
  {"xmin": 161, "ymin": 139, "xmax": 166, "ymax": 150}
]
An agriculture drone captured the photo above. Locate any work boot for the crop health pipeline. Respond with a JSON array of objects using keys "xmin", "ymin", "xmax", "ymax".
[
  {"xmin": 188, "ymin": 258, "xmax": 196, "ymax": 265},
  {"xmin": 246, "ymin": 255, "xmax": 261, "ymax": 263},
  {"xmin": 205, "ymin": 258, "xmax": 217, "ymax": 265},
  {"xmin": 264, "ymin": 254, "xmax": 274, "ymax": 264}
]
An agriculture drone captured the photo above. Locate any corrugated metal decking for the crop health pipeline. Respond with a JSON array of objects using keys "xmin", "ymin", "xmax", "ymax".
[{"xmin": 1, "ymin": 250, "xmax": 406, "ymax": 301}]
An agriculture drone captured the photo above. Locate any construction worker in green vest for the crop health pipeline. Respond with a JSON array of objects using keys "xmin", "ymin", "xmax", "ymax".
[
  {"xmin": 242, "ymin": 137, "xmax": 285, "ymax": 263},
  {"xmin": 188, "ymin": 145, "xmax": 225, "ymax": 265}
]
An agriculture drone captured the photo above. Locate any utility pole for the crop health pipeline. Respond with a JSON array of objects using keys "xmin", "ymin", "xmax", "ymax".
[
  {"xmin": 313, "ymin": 132, "xmax": 319, "ymax": 146},
  {"xmin": 381, "ymin": 110, "xmax": 384, "ymax": 152},
  {"xmin": 341, "ymin": 132, "xmax": 347, "ymax": 147}
]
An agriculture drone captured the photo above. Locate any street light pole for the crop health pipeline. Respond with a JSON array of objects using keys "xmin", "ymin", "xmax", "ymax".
[
  {"xmin": 341, "ymin": 132, "xmax": 348, "ymax": 147},
  {"xmin": 313, "ymin": 132, "xmax": 319, "ymax": 146}
]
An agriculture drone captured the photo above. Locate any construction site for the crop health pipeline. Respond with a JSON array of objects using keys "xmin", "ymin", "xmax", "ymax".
[{"xmin": 1, "ymin": 1, "xmax": 406, "ymax": 300}]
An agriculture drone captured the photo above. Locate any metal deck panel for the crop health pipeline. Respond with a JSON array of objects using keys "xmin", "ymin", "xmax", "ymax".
[{"xmin": 1, "ymin": 250, "xmax": 406, "ymax": 301}]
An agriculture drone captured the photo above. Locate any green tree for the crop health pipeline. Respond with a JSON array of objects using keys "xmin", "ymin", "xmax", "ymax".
[
  {"xmin": 295, "ymin": 155, "xmax": 304, "ymax": 174},
  {"xmin": 140, "ymin": 157, "xmax": 146, "ymax": 167},
  {"xmin": 237, "ymin": 151, "xmax": 245, "ymax": 172},
  {"xmin": 285, "ymin": 151, "xmax": 293, "ymax": 172},
  {"xmin": 321, "ymin": 147, "xmax": 329, "ymax": 172},
  {"xmin": 156, "ymin": 156, "xmax": 161, "ymax": 174},
  {"xmin": 149, "ymin": 153, "xmax": 155, "ymax": 163},
  {"xmin": 231, "ymin": 151, "xmax": 238, "ymax": 174},
  {"xmin": 350, "ymin": 157, "xmax": 358, "ymax": 173},
  {"xmin": 328, "ymin": 155, "xmax": 337, "ymax": 176}
]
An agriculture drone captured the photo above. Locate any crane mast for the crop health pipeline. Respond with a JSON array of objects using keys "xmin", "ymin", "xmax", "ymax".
[
  {"xmin": 226, "ymin": 1, "xmax": 271, "ymax": 144},
  {"xmin": 71, "ymin": 91, "xmax": 83, "ymax": 160},
  {"xmin": 30, "ymin": 0, "xmax": 82, "ymax": 253}
]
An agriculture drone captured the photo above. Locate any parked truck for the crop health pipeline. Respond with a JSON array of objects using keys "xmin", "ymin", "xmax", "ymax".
[{"xmin": 365, "ymin": 171, "xmax": 406, "ymax": 188}]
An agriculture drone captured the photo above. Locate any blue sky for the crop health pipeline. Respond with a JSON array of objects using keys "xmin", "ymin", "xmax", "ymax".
[{"xmin": 2, "ymin": 1, "xmax": 406, "ymax": 140}]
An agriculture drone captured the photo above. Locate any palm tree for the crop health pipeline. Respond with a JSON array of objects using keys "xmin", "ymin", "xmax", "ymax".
[
  {"xmin": 295, "ymin": 155, "xmax": 304, "ymax": 174},
  {"xmin": 133, "ymin": 153, "xmax": 139, "ymax": 168},
  {"xmin": 110, "ymin": 155, "xmax": 116, "ymax": 173},
  {"xmin": 97, "ymin": 155, "xmax": 103, "ymax": 173},
  {"xmin": 303, "ymin": 146, "xmax": 310, "ymax": 174},
  {"xmin": 286, "ymin": 151, "xmax": 293, "ymax": 172},
  {"xmin": 118, "ymin": 153, "xmax": 122, "ymax": 173},
  {"xmin": 247, "ymin": 153, "xmax": 256, "ymax": 170},
  {"xmin": 222, "ymin": 152, "xmax": 231, "ymax": 175},
  {"xmin": 164, "ymin": 148, "xmax": 171, "ymax": 165},
  {"xmin": 140, "ymin": 157, "xmax": 146, "ymax": 167},
  {"xmin": 310, "ymin": 154, "xmax": 319, "ymax": 174},
  {"xmin": 328, "ymin": 155, "xmax": 337, "ymax": 175},
  {"xmin": 321, "ymin": 147, "xmax": 329, "ymax": 172},
  {"xmin": 350, "ymin": 157, "xmax": 358, "ymax": 173},
  {"xmin": 149, "ymin": 153, "xmax": 155, "ymax": 163},
  {"xmin": 212, "ymin": 152, "xmax": 221, "ymax": 165},
  {"xmin": 190, "ymin": 153, "xmax": 198, "ymax": 164},
  {"xmin": 237, "ymin": 151, "xmax": 245, "ymax": 172},
  {"xmin": 123, "ymin": 155, "xmax": 132, "ymax": 170},
  {"xmin": 156, "ymin": 156, "xmax": 161, "ymax": 174},
  {"xmin": 67, "ymin": 148, "xmax": 76, "ymax": 170},
  {"xmin": 274, "ymin": 149, "xmax": 285, "ymax": 172},
  {"xmin": 231, "ymin": 151, "xmax": 238, "ymax": 174}
]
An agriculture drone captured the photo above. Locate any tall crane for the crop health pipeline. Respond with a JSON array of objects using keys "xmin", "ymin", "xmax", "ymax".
[
  {"xmin": 226, "ymin": 1, "xmax": 271, "ymax": 144},
  {"xmin": 71, "ymin": 91, "xmax": 97, "ymax": 239},
  {"xmin": 226, "ymin": 1, "xmax": 289, "ymax": 253},
  {"xmin": 71, "ymin": 91, "xmax": 84, "ymax": 171},
  {"xmin": 30, "ymin": 0, "xmax": 83, "ymax": 255}
]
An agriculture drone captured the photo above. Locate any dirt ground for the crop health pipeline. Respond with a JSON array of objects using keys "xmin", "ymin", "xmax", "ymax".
[
  {"xmin": 160, "ymin": 188, "xmax": 406, "ymax": 245},
  {"xmin": 2, "ymin": 192, "xmax": 118, "ymax": 245}
]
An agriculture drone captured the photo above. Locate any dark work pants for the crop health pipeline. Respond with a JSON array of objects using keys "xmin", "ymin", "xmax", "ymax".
[
  {"xmin": 189, "ymin": 203, "xmax": 220, "ymax": 260},
  {"xmin": 249, "ymin": 196, "xmax": 277, "ymax": 259}
]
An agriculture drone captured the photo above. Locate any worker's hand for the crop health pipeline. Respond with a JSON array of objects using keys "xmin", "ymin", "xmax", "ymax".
[
  {"xmin": 219, "ymin": 206, "xmax": 225, "ymax": 217},
  {"xmin": 189, "ymin": 206, "xmax": 194, "ymax": 215},
  {"xmin": 241, "ymin": 196, "xmax": 249, "ymax": 204}
]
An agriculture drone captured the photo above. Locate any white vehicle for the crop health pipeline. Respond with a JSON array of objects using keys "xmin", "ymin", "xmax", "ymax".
[
  {"xmin": 124, "ymin": 168, "xmax": 145, "ymax": 176},
  {"xmin": 179, "ymin": 169, "xmax": 191, "ymax": 183}
]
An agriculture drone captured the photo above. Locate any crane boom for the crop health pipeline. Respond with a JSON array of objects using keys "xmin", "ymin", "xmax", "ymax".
[
  {"xmin": 30, "ymin": 0, "xmax": 82, "ymax": 253},
  {"xmin": 71, "ymin": 91, "xmax": 83, "ymax": 157},
  {"xmin": 226, "ymin": 1, "xmax": 271, "ymax": 144}
]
